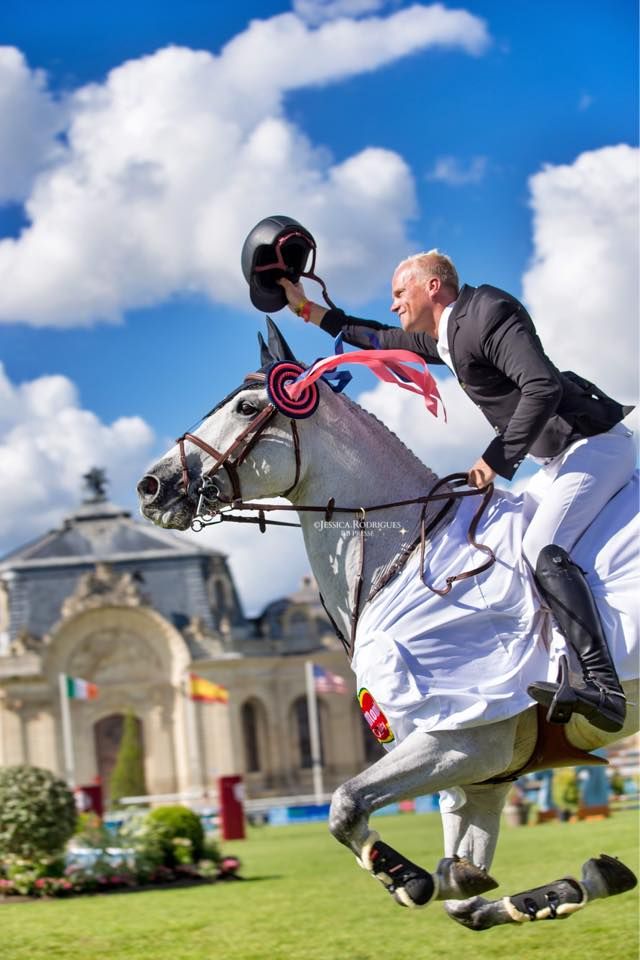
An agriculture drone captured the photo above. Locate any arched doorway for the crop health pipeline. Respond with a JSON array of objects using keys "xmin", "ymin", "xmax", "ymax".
[{"xmin": 94, "ymin": 713, "xmax": 144, "ymax": 804}]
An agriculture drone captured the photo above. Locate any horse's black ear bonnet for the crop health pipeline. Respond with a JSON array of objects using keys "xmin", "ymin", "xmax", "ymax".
[
  {"xmin": 202, "ymin": 319, "xmax": 302, "ymax": 420},
  {"xmin": 241, "ymin": 215, "xmax": 316, "ymax": 312},
  {"xmin": 261, "ymin": 316, "xmax": 298, "ymax": 365}
]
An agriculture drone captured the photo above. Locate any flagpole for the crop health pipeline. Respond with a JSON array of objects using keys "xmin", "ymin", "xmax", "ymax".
[
  {"xmin": 58, "ymin": 673, "xmax": 75, "ymax": 787},
  {"xmin": 305, "ymin": 660, "xmax": 324, "ymax": 804},
  {"xmin": 183, "ymin": 673, "xmax": 202, "ymax": 795}
]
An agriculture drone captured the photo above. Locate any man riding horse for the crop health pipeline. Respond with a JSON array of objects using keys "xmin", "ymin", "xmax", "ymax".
[{"xmin": 242, "ymin": 215, "xmax": 636, "ymax": 735}]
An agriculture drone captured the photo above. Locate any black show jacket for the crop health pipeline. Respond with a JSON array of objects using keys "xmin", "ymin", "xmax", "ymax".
[{"xmin": 320, "ymin": 284, "xmax": 632, "ymax": 480}]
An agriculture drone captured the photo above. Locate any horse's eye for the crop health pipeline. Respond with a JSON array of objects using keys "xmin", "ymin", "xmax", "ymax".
[{"xmin": 237, "ymin": 399, "xmax": 259, "ymax": 417}]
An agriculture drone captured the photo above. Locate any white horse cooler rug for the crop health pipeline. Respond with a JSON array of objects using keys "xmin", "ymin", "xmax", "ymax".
[{"xmin": 353, "ymin": 475, "xmax": 639, "ymax": 748}]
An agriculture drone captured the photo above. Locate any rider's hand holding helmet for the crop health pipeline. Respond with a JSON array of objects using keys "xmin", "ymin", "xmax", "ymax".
[
  {"xmin": 278, "ymin": 276, "xmax": 306, "ymax": 311},
  {"xmin": 278, "ymin": 277, "xmax": 327, "ymax": 326},
  {"xmin": 241, "ymin": 214, "xmax": 334, "ymax": 322}
]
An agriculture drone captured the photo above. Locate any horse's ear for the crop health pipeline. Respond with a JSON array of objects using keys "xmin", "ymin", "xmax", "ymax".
[
  {"xmin": 265, "ymin": 316, "xmax": 298, "ymax": 363},
  {"xmin": 257, "ymin": 332, "xmax": 274, "ymax": 367}
]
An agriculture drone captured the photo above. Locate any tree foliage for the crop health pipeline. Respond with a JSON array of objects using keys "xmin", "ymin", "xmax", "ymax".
[
  {"xmin": 0, "ymin": 765, "xmax": 77, "ymax": 860},
  {"xmin": 109, "ymin": 710, "xmax": 147, "ymax": 807}
]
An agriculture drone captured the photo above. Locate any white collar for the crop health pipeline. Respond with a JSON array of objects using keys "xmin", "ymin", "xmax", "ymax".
[{"xmin": 437, "ymin": 300, "xmax": 457, "ymax": 346}]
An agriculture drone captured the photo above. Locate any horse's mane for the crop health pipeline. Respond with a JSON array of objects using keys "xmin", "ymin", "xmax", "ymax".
[
  {"xmin": 217, "ymin": 363, "xmax": 439, "ymax": 484},
  {"xmin": 336, "ymin": 390, "xmax": 440, "ymax": 483}
]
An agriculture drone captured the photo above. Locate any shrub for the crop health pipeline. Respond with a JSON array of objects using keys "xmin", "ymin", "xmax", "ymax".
[
  {"xmin": 172, "ymin": 837, "xmax": 194, "ymax": 865},
  {"xmin": 201, "ymin": 836, "xmax": 221, "ymax": 864},
  {"xmin": 72, "ymin": 812, "xmax": 113, "ymax": 850},
  {"xmin": 114, "ymin": 807, "xmax": 169, "ymax": 875},
  {"xmin": 0, "ymin": 766, "xmax": 77, "ymax": 861},
  {"xmin": 109, "ymin": 710, "xmax": 147, "ymax": 807},
  {"xmin": 196, "ymin": 859, "xmax": 220, "ymax": 880},
  {"xmin": 146, "ymin": 805, "xmax": 205, "ymax": 863}
]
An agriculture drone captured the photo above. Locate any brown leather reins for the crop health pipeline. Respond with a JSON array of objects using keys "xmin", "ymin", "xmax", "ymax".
[{"xmin": 176, "ymin": 372, "xmax": 497, "ymax": 656}]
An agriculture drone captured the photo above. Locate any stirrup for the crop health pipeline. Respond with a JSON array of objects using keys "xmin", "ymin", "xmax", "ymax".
[
  {"xmin": 532, "ymin": 655, "xmax": 576, "ymax": 725},
  {"xmin": 527, "ymin": 656, "xmax": 626, "ymax": 732}
]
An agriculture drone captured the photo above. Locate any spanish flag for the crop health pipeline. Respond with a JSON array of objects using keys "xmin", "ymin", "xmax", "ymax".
[{"xmin": 188, "ymin": 672, "xmax": 229, "ymax": 703}]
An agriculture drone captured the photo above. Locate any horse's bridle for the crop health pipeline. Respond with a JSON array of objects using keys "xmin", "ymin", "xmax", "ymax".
[
  {"xmin": 177, "ymin": 372, "xmax": 302, "ymax": 516},
  {"xmin": 176, "ymin": 369, "xmax": 497, "ymax": 657}
]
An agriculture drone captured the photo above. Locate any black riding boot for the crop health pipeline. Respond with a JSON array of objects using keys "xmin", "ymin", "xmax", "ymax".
[{"xmin": 527, "ymin": 544, "xmax": 626, "ymax": 733}]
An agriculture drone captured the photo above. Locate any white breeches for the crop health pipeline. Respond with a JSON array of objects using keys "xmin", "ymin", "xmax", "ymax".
[{"xmin": 522, "ymin": 423, "xmax": 637, "ymax": 567}]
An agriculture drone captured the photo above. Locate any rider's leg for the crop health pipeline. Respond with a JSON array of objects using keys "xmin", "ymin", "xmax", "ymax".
[
  {"xmin": 439, "ymin": 781, "xmax": 511, "ymax": 871},
  {"xmin": 522, "ymin": 425, "xmax": 636, "ymax": 563},
  {"xmin": 529, "ymin": 545, "xmax": 626, "ymax": 731},
  {"xmin": 522, "ymin": 425, "xmax": 635, "ymax": 732}
]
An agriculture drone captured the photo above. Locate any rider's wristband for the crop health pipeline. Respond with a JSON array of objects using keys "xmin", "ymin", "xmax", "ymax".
[{"xmin": 300, "ymin": 300, "xmax": 312, "ymax": 323}]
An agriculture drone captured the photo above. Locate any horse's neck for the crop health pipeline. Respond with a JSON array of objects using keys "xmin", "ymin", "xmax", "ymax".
[{"xmin": 291, "ymin": 392, "xmax": 446, "ymax": 641}]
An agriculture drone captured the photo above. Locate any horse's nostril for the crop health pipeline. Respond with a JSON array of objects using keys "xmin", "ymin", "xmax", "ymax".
[{"xmin": 137, "ymin": 474, "xmax": 160, "ymax": 501}]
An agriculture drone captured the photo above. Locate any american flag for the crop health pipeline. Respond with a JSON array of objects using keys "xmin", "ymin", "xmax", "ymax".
[{"xmin": 313, "ymin": 664, "xmax": 348, "ymax": 694}]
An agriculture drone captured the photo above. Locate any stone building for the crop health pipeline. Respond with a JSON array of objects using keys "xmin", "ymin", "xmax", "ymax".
[{"xmin": 0, "ymin": 473, "xmax": 378, "ymax": 805}]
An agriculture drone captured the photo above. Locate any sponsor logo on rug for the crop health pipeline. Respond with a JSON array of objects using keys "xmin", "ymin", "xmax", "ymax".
[{"xmin": 358, "ymin": 687, "xmax": 395, "ymax": 744}]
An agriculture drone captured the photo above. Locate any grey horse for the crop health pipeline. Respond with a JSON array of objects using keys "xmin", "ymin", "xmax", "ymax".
[{"xmin": 137, "ymin": 321, "xmax": 637, "ymax": 930}]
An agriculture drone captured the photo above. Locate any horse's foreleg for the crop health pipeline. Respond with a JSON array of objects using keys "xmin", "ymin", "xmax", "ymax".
[
  {"xmin": 439, "ymin": 781, "xmax": 511, "ymax": 872},
  {"xmin": 328, "ymin": 720, "xmax": 517, "ymax": 908},
  {"xmin": 445, "ymin": 854, "xmax": 638, "ymax": 931}
]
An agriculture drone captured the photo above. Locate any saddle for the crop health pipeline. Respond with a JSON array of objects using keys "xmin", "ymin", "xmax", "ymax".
[{"xmin": 479, "ymin": 705, "xmax": 608, "ymax": 785}]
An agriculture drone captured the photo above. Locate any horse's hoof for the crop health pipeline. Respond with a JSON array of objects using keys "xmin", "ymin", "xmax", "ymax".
[
  {"xmin": 392, "ymin": 877, "xmax": 434, "ymax": 909},
  {"xmin": 444, "ymin": 896, "xmax": 507, "ymax": 931},
  {"xmin": 358, "ymin": 834, "xmax": 436, "ymax": 908},
  {"xmin": 581, "ymin": 854, "xmax": 638, "ymax": 899},
  {"xmin": 435, "ymin": 855, "xmax": 499, "ymax": 899}
]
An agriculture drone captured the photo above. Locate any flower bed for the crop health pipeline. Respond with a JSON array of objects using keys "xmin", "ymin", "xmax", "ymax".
[
  {"xmin": 1, "ymin": 806, "xmax": 242, "ymax": 901},
  {"xmin": 0, "ymin": 856, "xmax": 241, "ymax": 900}
]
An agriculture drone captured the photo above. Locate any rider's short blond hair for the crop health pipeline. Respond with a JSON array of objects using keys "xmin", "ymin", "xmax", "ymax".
[{"xmin": 400, "ymin": 250, "xmax": 459, "ymax": 295}]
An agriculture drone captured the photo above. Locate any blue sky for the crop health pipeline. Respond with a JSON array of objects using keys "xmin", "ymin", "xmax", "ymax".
[{"xmin": 0, "ymin": 1, "xmax": 637, "ymax": 611}]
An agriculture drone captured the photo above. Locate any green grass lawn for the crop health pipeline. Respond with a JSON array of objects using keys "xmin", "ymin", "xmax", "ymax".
[{"xmin": 2, "ymin": 810, "xmax": 638, "ymax": 960}]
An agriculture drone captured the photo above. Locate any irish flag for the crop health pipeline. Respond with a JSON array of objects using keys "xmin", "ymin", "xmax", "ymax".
[
  {"xmin": 65, "ymin": 675, "xmax": 99, "ymax": 701},
  {"xmin": 188, "ymin": 672, "xmax": 228, "ymax": 703}
]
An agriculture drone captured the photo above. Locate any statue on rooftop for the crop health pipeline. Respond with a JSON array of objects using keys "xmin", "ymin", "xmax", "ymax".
[{"xmin": 83, "ymin": 467, "xmax": 108, "ymax": 502}]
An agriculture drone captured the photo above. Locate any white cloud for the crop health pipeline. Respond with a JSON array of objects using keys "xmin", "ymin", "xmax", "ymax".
[
  {"xmin": 522, "ymin": 144, "xmax": 639, "ymax": 399},
  {"xmin": 0, "ymin": 47, "xmax": 66, "ymax": 204},
  {"xmin": 0, "ymin": 6, "xmax": 490, "ymax": 327},
  {"xmin": 356, "ymin": 146, "xmax": 640, "ymax": 484},
  {"xmin": 293, "ymin": 0, "xmax": 390, "ymax": 25},
  {"xmin": 356, "ymin": 372, "xmax": 493, "ymax": 476},
  {"xmin": 0, "ymin": 364, "xmax": 156, "ymax": 552},
  {"xmin": 426, "ymin": 154, "xmax": 488, "ymax": 185}
]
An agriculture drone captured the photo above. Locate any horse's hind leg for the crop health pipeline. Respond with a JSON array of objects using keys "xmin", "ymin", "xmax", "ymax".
[
  {"xmin": 445, "ymin": 854, "xmax": 637, "ymax": 931},
  {"xmin": 328, "ymin": 719, "xmax": 517, "ymax": 908},
  {"xmin": 439, "ymin": 781, "xmax": 512, "ymax": 872}
]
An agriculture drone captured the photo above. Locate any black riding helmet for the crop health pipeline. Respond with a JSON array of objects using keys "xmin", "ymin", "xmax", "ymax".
[
  {"xmin": 241, "ymin": 215, "xmax": 317, "ymax": 312},
  {"xmin": 242, "ymin": 215, "xmax": 337, "ymax": 313}
]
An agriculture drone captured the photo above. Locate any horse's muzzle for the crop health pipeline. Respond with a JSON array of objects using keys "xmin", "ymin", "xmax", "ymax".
[{"xmin": 137, "ymin": 474, "xmax": 161, "ymax": 504}]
